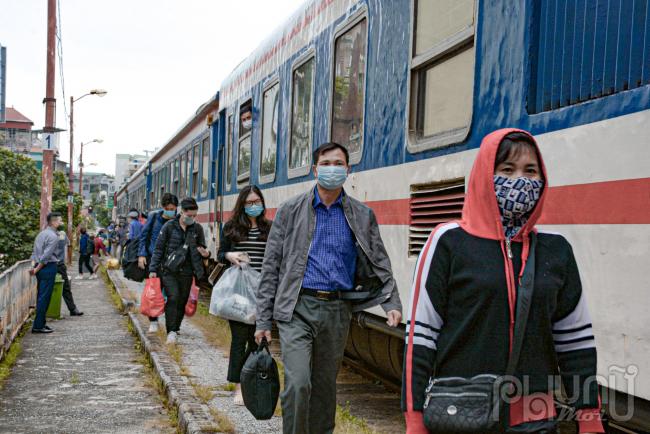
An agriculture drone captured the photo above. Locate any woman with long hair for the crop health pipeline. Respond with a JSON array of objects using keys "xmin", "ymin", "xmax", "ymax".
[
  {"xmin": 217, "ymin": 185, "xmax": 272, "ymax": 405},
  {"xmin": 403, "ymin": 129, "xmax": 603, "ymax": 434}
]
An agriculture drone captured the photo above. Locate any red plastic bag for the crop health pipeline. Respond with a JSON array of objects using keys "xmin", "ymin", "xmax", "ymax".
[
  {"xmin": 185, "ymin": 278, "xmax": 200, "ymax": 317},
  {"xmin": 141, "ymin": 278, "xmax": 165, "ymax": 317}
]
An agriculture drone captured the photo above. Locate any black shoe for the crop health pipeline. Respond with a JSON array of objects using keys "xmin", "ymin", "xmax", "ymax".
[
  {"xmin": 44, "ymin": 325, "xmax": 54, "ymax": 331},
  {"xmin": 70, "ymin": 310, "xmax": 84, "ymax": 316},
  {"xmin": 32, "ymin": 328, "xmax": 53, "ymax": 334}
]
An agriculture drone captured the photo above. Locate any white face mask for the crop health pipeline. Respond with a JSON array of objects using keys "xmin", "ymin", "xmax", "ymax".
[{"xmin": 242, "ymin": 119, "xmax": 252, "ymax": 130}]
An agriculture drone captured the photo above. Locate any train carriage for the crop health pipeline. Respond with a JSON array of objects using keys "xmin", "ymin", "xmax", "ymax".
[{"xmin": 117, "ymin": 0, "xmax": 649, "ymax": 429}]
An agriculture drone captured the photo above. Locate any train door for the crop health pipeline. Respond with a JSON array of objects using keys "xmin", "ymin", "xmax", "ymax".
[{"xmin": 212, "ymin": 109, "xmax": 227, "ymax": 249}]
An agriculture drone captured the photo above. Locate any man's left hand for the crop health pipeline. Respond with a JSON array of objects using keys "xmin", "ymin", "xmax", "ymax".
[
  {"xmin": 197, "ymin": 246, "xmax": 210, "ymax": 258},
  {"xmin": 386, "ymin": 310, "xmax": 402, "ymax": 327}
]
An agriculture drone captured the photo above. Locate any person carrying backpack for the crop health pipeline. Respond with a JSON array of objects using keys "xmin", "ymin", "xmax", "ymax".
[
  {"xmin": 77, "ymin": 227, "xmax": 96, "ymax": 280},
  {"xmin": 149, "ymin": 197, "xmax": 210, "ymax": 344},
  {"xmin": 138, "ymin": 193, "xmax": 179, "ymax": 333}
]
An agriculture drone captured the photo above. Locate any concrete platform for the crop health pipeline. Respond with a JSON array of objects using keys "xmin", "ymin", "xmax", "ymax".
[{"xmin": 0, "ymin": 263, "xmax": 172, "ymax": 434}]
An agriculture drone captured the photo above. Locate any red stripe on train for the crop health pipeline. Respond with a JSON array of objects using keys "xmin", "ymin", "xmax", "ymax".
[{"xmin": 196, "ymin": 178, "xmax": 650, "ymax": 225}]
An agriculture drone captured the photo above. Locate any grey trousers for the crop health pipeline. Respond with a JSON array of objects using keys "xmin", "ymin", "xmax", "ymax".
[{"xmin": 277, "ymin": 295, "xmax": 352, "ymax": 434}]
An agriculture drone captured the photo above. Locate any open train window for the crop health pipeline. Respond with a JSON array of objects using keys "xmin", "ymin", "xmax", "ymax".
[
  {"xmin": 330, "ymin": 13, "xmax": 367, "ymax": 165},
  {"xmin": 237, "ymin": 100, "xmax": 252, "ymax": 183},
  {"xmin": 260, "ymin": 81, "xmax": 279, "ymax": 184},
  {"xmin": 192, "ymin": 144, "xmax": 199, "ymax": 197},
  {"xmin": 201, "ymin": 136, "xmax": 209, "ymax": 196},
  {"xmin": 408, "ymin": 0, "xmax": 476, "ymax": 152},
  {"xmin": 225, "ymin": 113, "xmax": 234, "ymax": 190},
  {"xmin": 288, "ymin": 53, "xmax": 315, "ymax": 178}
]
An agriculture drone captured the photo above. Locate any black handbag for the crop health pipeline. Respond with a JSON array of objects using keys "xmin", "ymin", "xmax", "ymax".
[
  {"xmin": 423, "ymin": 233, "xmax": 538, "ymax": 433},
  {"xmin": 163, "ymin": 228, "xmax": 192, "ymax": 273},
  {"xmin": 240, "ymin": 338, "xmax": 280, "ymax": 420}
]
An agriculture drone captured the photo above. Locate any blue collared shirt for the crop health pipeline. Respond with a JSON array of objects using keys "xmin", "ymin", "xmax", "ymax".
[
  {"xmin": 31, "ymin": 226, "xmax": 60, "ymax": 265},
  {"xmin": 302, "ymin": 187, "xmax": 357, "ymax": 291}
]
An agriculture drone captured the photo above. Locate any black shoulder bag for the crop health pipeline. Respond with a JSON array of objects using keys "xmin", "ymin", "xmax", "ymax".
[
  {"xmin": 422, "ymin": 232, "xmax": 537, "ymax": 433},
  {"xmin": 163, "ymin": 226, "xmax": 193, "ymax": 274}
]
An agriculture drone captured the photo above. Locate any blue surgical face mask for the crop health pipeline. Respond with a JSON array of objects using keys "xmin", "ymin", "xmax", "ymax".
[
  {"xmin": 162, "ymin": 209, "xmax": 176, "ymax": 219},
  {"xmin": 317, "ymin": 165, "xmax": 348, "ymax": 190},
  {"xmin": 244, "ymin": 204, "xmax": 264, "ymax": 217}
]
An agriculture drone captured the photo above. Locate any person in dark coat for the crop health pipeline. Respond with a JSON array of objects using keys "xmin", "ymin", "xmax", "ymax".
[
  {"xmin": 138, "ymin": 192, "xmax": 179, "ymax": 333},
  {"xmin": 55, "ymin": 230, "xmax": 83, "ymax": 317},
  {"xmin": 149, "ymin": 197, "xmax": 210, "ymax": 344}
]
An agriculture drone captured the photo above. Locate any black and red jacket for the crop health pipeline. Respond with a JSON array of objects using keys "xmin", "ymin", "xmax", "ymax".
[{"xmin": 402, "ymin": 129, "xmax": 603, "ymax": 433}]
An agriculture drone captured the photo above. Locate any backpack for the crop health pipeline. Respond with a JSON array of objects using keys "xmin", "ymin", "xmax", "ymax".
[
  {"xmin": 240, "ymin": 338, "xmax": 280, "ymax": 420},
  {"xmin": 86, "ymin": 238, "xmax": 95, "ymax": 255}
]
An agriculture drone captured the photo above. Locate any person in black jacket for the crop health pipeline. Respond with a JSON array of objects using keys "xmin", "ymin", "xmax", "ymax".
[
  {"xmin": 403, "ymin": 129, "xmax": 603, "ymax": 434},
  {"xmin": 217, "ymin": 185, "xmax": 272, "ymax": 405},
  {"xmin": 149, "ymin": 197, "xmax": 210, "ymax": 344}
]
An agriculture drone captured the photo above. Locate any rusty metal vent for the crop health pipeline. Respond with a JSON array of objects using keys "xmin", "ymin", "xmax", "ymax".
[{"xmin": 409, "ymin": 179, "xmax": 465, "ymax": 256}]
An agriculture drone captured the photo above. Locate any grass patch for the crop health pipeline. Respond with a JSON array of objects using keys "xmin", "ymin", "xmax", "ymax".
[
  {"xmin": 334, "ymin": 403, "xmax": 376, "ymax": 434},
  {"xmin": 167, "ymin": 343, "xmax": 183, "ymax": 365},
  {"xmin": 0, "ymin": 321, "xmax": 29, "ymax": 390},
  {"xmin": 208, "ymin": 407, "xmax": 235, "ymax": 433},
  {"xmin": 70, "ymin": 371, "xmax": 80, "ymax": 385},
  {"xmin": 190, "ymin": 381, "xmax": 215, "ymax": 404},
  {"xmin": 218, "ymin": 383, "xmax": 236, "ymax": 392},
  {"xmin": 188, "ymin": 301, "xmax": 231, "ymax": 350}
]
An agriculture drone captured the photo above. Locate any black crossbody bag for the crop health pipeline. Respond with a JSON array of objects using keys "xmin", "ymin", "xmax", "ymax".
[
  {"xmin": 422, "ymin": 233, "xmax": 537, "ymax": 433},
  {"xmin": 163, "ymin": 227, "xmax": 193, "ymax": 273}
]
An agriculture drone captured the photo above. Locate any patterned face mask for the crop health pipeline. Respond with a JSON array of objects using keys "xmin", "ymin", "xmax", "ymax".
[{"xmin": 494, "ymin": 175, "xmax": 544, "ymax": 238}]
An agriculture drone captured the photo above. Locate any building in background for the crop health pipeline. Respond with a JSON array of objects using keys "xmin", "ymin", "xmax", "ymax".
[
  {"xmin": 115, "ymin": 153, "xmax": 148, "ymax": 189},
  {"xmin": 0, "ymin": 44, "xmax": 6, "ymax": 123},
  {"xmin": 71, "ymin": 171, "xmax": 116, "ymax": 205},
  {"xmin": 0, "ymin": 106, "xmax": 33, "ymax": 152}
]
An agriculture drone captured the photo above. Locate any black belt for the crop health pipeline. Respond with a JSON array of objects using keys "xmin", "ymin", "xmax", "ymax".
[{"xmin": 300, "ymin": 288, "xmax": 343, "ymax": 301}]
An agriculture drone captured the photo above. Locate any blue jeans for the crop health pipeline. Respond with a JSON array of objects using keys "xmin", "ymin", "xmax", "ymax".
[{"xmin": 33, "ymin": 262, "xmax": 57, "ymax": 330}]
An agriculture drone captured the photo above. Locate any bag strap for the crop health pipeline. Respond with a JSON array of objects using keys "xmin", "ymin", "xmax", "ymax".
[{"xmin": 505, "ymin": 232, "xmax": 537, "ymax": 376}]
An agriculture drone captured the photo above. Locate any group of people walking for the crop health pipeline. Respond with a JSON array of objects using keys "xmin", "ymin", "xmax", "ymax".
[{"xmin": 29, "ymin": 129, "xmax": 603, "ymax": 433}]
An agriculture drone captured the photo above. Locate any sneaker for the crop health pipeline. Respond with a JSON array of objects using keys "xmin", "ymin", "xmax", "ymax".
[
  {"xmin": 75, "ymin": 275, "xmax": 85, "ymax": 280},
  {"xmin": 166, "ymin": 331, "xmax": 177, "ymax": 344},
  {"xmin": 233, "ymin": 384, "xmax": 244, "ymax": 406},
  {"xmin": 89, "ymin": 274, "xmax": 98, "ymax": 280},
  {"xmin": 148, "ymin": 322, "xmax": 159, "ymax": 333}
]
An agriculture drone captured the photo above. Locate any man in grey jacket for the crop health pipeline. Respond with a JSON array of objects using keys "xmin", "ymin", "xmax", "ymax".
[{"xmin": 255, "ymin": 142, "xmax": 402, "ymax": 434}]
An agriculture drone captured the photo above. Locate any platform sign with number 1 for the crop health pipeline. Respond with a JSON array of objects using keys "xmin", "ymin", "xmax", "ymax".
[{"xmin": 43, "ymin": 132, "xmax": 59, "ymax": 151}]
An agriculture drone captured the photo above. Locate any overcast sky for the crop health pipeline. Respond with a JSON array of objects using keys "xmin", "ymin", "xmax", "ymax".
[{"xmin": 0, "ymin": 0, "xmax": 305, "ymax": 175}]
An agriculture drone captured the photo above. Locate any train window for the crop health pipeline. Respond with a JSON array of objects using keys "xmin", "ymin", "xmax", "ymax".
[
  {"xmin": 173, "ymin": 158, "xmax": 179, "ymax": 195},
  {"xmin": 179, "ymin": 154, "xmax": 185, "ymax": 196},
  {"xmin": 185, "ymin": 150, "xmax": 191, "ymax": 197},
  {"xmin": 160, "ymin": 167, "xmax": 166, "ymax": 200},
  {"xmin": 238, "ymin": 101, "xmax": 252, "ymax": 183},
  {"xmin": 201, "ymin": 137, "xmax": 209, "ymax": 196},
  {"xmin": 226, "ymin": 114, "xmax": 234, "ymax": 189},
  {"xmin": 260, "ymin": 82, "xmax": 279, "ymax": 182},
  {"xmin": 528, "ymin": 0, "xmax": 650, "ymax": 113},
  {"xmin": 331, "ymin": 17, "xmax": 367, "ymax": 163},
  {"xmin": 192, "ymin": 144, "xmax": 199, "ymax": 197},
  {"xmin": 289, "ymin": 55, "xmax": 315, "ymax": 176},
  {"xmin": 408, "ymin": 0, "xmax": 475, "ymax": 152}
]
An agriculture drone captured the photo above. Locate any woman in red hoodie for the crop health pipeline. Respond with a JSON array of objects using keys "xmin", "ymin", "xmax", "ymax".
[{"xmin": 403, "ymin": 129, "xmax": 603, "ymax": 434}]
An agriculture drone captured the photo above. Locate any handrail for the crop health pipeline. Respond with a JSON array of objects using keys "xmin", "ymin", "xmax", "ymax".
[{"xmin": 0, "ymin": 260, "xmax": 36, "ymax": 361}]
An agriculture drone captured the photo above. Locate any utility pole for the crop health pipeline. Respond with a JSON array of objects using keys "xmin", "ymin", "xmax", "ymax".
[
  {"xmin": 67, "ymin": 95, "xmax": 74, "ymax": 264},
  {"xmin": 40, "ymin": 0, "xmax": 57, "ymax": 229}
]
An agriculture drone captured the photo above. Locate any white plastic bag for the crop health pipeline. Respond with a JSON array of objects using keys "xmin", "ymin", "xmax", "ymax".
[{"xmin": 209, "ymin": 264, "xmax": 260, "ymax": 324}]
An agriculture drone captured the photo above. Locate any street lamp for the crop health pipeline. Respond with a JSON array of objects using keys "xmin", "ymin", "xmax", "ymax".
[
  {"xmin": 78, "ymin": 139, "xmax": 103, "ymax": 196},
  {"xmin": 67, "ymin": 89, "xmax": 107, "ymax": 264}
]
